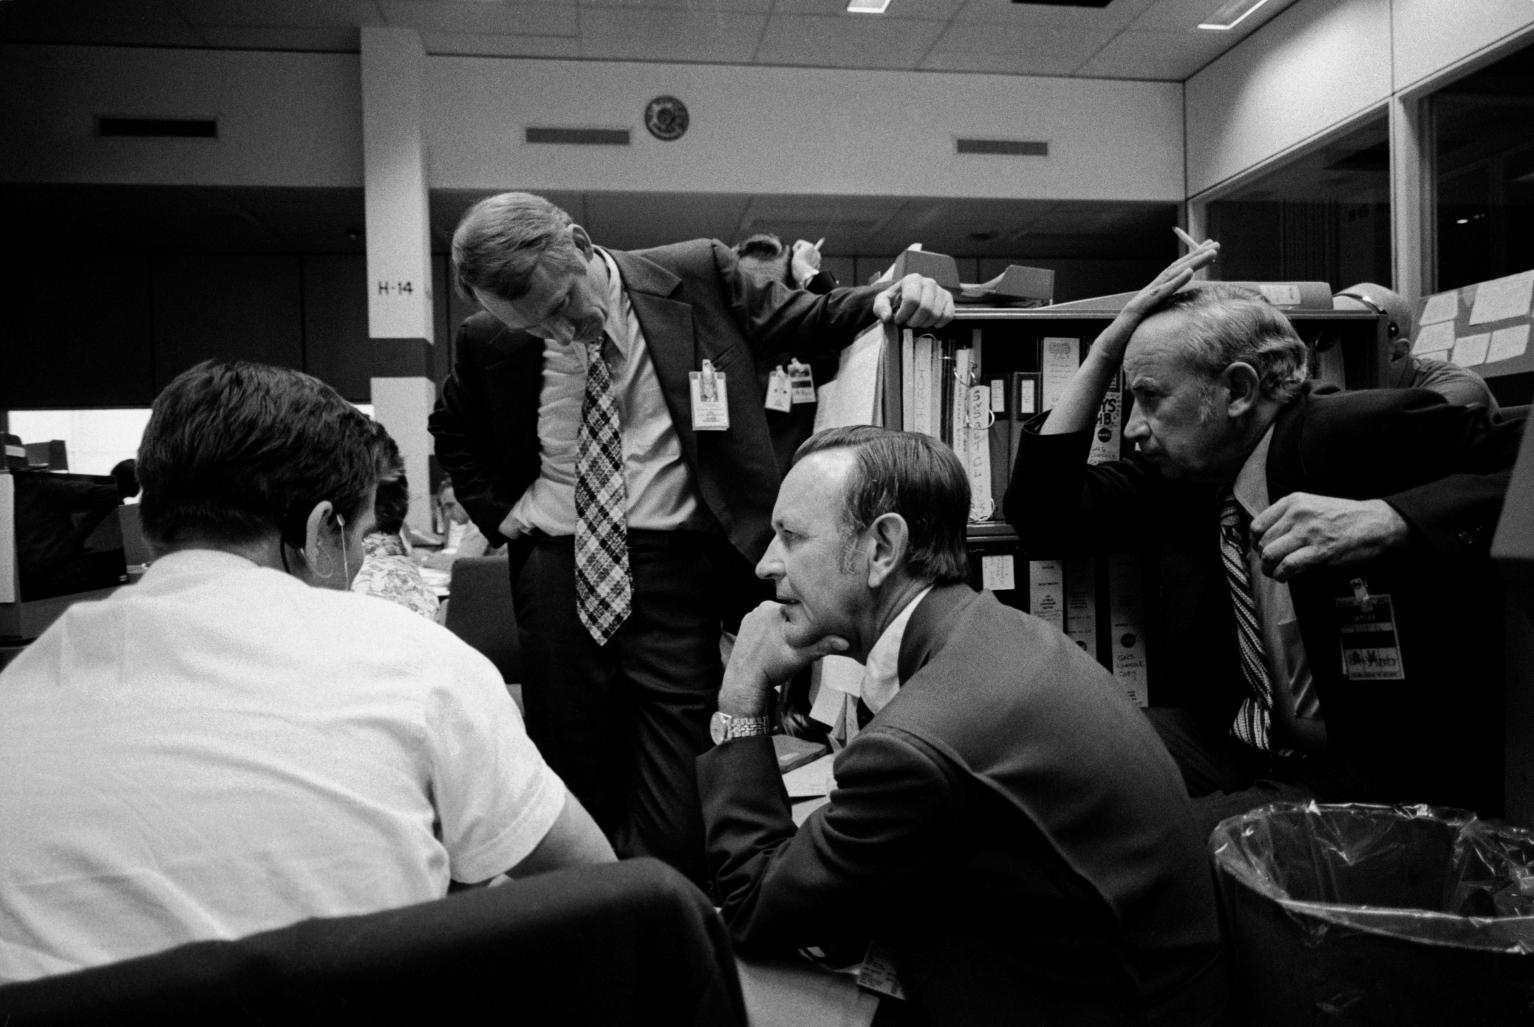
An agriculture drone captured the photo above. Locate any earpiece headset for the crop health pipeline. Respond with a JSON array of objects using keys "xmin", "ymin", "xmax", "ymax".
[
  {"xmin": 1334, "ymin": 291, "xmax": 1399, "ymax": 339},
  {"xmin": 278, "ymin": 504, "xmax": 348, "ymax": 580}
]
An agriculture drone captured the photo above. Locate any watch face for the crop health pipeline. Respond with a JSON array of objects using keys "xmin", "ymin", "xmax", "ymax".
[{"xmin": 709, "ymin": 711, "xmax": 728, "ymax": 745}]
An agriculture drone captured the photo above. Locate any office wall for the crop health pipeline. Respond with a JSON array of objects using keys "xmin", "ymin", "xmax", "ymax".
[
  {"xmin": 1186, "ymin": 0, "xmax": 1534, "ymax": 198},
  {"xmin": 0, "ymin": 45, "xmax": 361, "ymax": 187},
  {"xmin": 428, "ymin": 58, "xmax": 1184, "ymax": 202},
  {"xmin": 1185, "ymin": 0, "xmax": 1390, "ymax": 198},
  {"xmin": 1, "ymin": 45, "xmax": 1183, "ymax": 203}
]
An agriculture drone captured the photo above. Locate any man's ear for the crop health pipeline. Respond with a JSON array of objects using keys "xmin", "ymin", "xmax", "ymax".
[
  {"xmin": 864, "ymin": 513, "xmax": 910, "ymax": 589},
  {"xmin": 302, "ymin": 500, "xmax": 337, "ymax": 575},
  {"xmin": 1222, "ymin": 361, "xmax": 1262, "ymax": 418},
  {"xmin": 568, "ymin": 224, "xmax": 596, "ymax": 260}
]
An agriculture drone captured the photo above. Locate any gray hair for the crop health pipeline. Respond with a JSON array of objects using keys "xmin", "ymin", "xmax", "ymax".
[{"xmin": 1151, "ymin": 283, "xmax": 1309, "ymax": 404}]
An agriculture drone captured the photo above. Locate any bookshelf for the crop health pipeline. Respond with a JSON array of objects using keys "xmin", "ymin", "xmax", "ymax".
[{"xmin": 884, "ymin": 302, "xmax": 1389, "ymax": 704}]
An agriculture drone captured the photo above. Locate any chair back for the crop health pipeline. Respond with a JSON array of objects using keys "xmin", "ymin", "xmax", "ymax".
[
  {"xmin": 442, "ymin": 556, "xmax": 520, "ymax": 683},
  {"xmin": 0, "ymin": 858, "xmax": 747, "ymax": 1026}
]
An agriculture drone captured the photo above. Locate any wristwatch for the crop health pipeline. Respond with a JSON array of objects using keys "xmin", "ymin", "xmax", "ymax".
[{"xmin": 709, "ymin": 710, "xmax": 771, "ymax": 745}]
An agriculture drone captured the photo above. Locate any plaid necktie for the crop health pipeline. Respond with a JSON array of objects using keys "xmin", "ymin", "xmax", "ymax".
[
  {"xmin": 574, "ymin": 334, "xmax": 632, "ymax": 646},
  {"xmin": 1219, "ymin": 488, "xmax": 1273, "ymax": 750}
]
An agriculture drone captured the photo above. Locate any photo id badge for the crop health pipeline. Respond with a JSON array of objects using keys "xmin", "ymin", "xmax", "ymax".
[
  {"xmin": 787, "ymin": 359, "xmax": 816, "ymax": 405},
  {"xmin": 1335, "ymin": 579, "xmax": 1405, "ymax": 680},
  {"xmin": 690, "ymin": 359, "xmax": 730, "ymax": 431},
  {"xmin": 765, "ymin": 365, "xmax": 792, "ymax": 413}
]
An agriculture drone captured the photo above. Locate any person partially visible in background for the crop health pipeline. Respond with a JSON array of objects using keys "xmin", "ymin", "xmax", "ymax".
[
  {"xmin": 422, "ymin": 479, "xmax": 497, "ymax": 572},
  {"xmin": 1332, "ymin": 282, "xmax": 1500, "ymax": 414},
  {"xmin": 732, "ymin": 233, "xmax": 837, "ymax": 294},
  {"xmin": 351, "ymin": 421, "xmax": 439, "ymax": 620},
  {"xmin": 110, "ymin": 458, "xmax": 140, "ymax": 502}
]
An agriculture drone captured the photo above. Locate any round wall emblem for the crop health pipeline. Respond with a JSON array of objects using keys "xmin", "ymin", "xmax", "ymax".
[{"xmin": 644, "ymin": 95, "xmax": 689, "ymax": 142}]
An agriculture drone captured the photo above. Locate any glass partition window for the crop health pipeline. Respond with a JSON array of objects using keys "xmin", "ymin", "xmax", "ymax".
[
  {"xmin": 1429, "ymin": 40, "xmax": 1534, "ymax": 292},
  {"xmin": 1203, "ymin": 116, "xmax": 1391, "ymax": 290},
  {"xmin": 7, "ymin": 404, "xmax": 374, "ymax": 477},
  {"xmin": 7, "ymin": 410, "xmax": 152, "ymax": 477}
]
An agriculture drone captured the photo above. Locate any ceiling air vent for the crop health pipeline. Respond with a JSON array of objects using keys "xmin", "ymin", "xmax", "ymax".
[
  {"xmin": 955, "ymin": 138, "xmax": 1049, "ymax": 157},
  {"xmin": 97, "ymin": 117, "xmax": 217, "ymax": 138},
  {"xmin": 525, "ymin": 127, "xmax": 631, "ymax": 146}
]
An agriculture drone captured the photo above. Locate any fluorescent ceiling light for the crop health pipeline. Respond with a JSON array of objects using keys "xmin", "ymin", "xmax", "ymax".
[
  {"xmin": 1198, "ymin": 0, "xmax": 1275, "ymax": 30},
  {"xmin": 847, "ymin": 0, "xmax": 892, "ymax": 12}
]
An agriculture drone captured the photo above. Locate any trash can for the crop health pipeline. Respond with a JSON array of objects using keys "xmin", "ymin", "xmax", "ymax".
[{"xmin": 1210, "ymin": 802, "xmax": 1534, "ymax": 1026}]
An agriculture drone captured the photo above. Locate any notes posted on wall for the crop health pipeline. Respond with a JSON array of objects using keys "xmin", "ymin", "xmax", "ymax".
[{"xmin": 1413, "ymin": 269, "xmax": 1534, "ymax": 376}]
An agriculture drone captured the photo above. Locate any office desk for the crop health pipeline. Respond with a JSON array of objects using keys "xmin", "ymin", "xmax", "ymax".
[{"xmin": 736, "ymin": 953, "xmax": 878, "ymax": 1027}]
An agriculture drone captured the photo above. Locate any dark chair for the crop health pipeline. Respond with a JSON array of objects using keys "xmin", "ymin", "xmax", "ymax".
[
  {"xmin": 0, "ymin": 858, "xmax": 747, "ymax": 1026},
  {"xmin": 442, "ymin": 555, "xmax": 520, "ymax": 683}
]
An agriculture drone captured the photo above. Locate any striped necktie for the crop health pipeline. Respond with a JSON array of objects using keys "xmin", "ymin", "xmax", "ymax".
[
  {"xmin": 574, "ymin": 334, "xmax": 632, "ymax": 646},
  {"xmin": 1219, "ymin": 487, "xmax": 1273, "ymax": 750}
]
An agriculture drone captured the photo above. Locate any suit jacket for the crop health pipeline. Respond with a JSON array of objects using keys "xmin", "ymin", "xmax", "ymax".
[
  {"xmin": 1008, "ymin": 384, "xmax": 1525, "ymax": 814},
  {"xmin": 428, "ymin": 240, "xmax": 881, "ymax": 571},
  {"xmin": 698, "ymin": 585, "xmax": 1226, "ymax": 1027}
]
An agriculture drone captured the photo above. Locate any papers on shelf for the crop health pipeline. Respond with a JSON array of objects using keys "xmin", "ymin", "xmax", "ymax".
[{"xmin": 1467, "ymin": 270, "xmax": 1534, "ymax": 326}]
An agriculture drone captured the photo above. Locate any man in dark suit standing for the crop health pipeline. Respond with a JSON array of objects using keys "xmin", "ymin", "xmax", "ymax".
[
  {"xmin": 700, "ymin": 425, "xmax": 1226, "ymax": 1026},
  {"xmin": 428, "ymin": 192, "xmax": 952, "ymax": 884},
  {"xmin": 1008, "ymin": 242, "xmax": 1524, "ymax": 834}
]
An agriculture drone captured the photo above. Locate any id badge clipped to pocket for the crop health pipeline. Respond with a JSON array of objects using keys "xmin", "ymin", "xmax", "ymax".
[
  {"xmin": 1335, "ymin": 577, "xmax": 1405, "ymax": 681},
  {"xmin": 690, "ymin": 358, "xmax": 730, "ymax": 431}
]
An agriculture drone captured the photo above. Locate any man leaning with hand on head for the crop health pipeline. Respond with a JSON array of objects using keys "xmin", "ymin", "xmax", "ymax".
[
  {"xmin": 699, "ymin": 426, "xmax": 1226, "ymax": 1026},
  {"xmin": 430, "ymin": 192, "xmax": 953, "ymax": 885},
  {"xmin": 1007, "ymin": 242, "xmax": 1524, "ymax": 835}
]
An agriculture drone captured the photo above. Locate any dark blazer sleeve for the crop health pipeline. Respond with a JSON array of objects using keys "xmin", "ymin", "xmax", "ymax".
[
  {"xmin": 427, "ymin": 315, "xmax": 544, "ymax": 548},
  {"xmin": 697, "ymin": 728, "xmax": 964, "ymax": 957},
  {"xmin": 701, "ymin": 240, "xmax": 881, "ymax": 364},
  {"xmin": 1004, "ymin": 414, "xmax": 1171, "ymax": 553},
  {"xmin": 1274, "ymin": 388, "xmax": 1525, "ymax": 560}
]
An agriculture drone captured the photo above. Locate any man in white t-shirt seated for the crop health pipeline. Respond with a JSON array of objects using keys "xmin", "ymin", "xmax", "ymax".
[{"xmin": 0, "ymin": 359, "xmax": 613, "ymax": 983}]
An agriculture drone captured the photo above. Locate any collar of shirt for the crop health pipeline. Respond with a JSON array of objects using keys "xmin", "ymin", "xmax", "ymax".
[
  {"xmin": 1231, "ymin": 423, "xmax": 1275, "ymax": 522},
  {"xmin": 595, "ymin": 247, "xmax": 631, "ymax": 363},
  {"xmin": 859, "ymin": 585, "xmax": 934, "ymax": 716}
]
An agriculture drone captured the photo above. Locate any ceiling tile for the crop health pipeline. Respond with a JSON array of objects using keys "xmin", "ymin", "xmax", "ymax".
[
  {"xmin": 771, "ymin": 0, "xmax": 966, "ymax": 18},
  {"xmin": 376, "ymin": 0, "xmax": 576, "ymax": 36},
  {"xmin": 754, "ymin": 13, "xmax": 947, "ymax": 70},
  {"xmin": 953, "ymin": 0, "xmax": 1157, "ymax": 29},
  {"xmin": 421, "ymin": 30, "xmax": 580, "ymax": 57},
  {"xmin": 579, "ymin": 8, "xmax": 766, "ymax": 63},
  {"xmin": 1129, "ymin": 0, "xmax": 1296, "ymax": 32},
  {"xmin": 1074, "ymin": 26, "xmax": 1225, "ymax": 78},
  {"xmin": 581, "ymin": 0, "xmax": 773, "ymax": 11},
  {"xmin": 921, "ymin": 21, "xmax": 1103, "ymax": 75}
]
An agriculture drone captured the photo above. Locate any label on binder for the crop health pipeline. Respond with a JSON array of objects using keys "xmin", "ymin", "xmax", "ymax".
[
  {"xmin": 981, "ymin": 553, "xmax": 1016, "ymax": 592},
  {"xmin": 1064, "ymin": 557, "xmax": 1098, "ymax": 661},
  {"xmin": 1029, "ymin": 560, "xmax": 1064, "ymax": 632},
  {"xmin": 1107, "ymin": 553, "xmax": 1148, "ymax": 706}
]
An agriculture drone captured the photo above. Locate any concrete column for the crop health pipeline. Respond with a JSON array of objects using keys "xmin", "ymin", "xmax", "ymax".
[{"xmin": 361, "ymin": 26, "xmax": 435, "ymax": 533}]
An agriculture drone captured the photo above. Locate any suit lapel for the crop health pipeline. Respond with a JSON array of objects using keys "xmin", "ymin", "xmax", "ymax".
[{"xmin": 608, "ymin": 248, "xmax": 701, "ymax": 462}]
